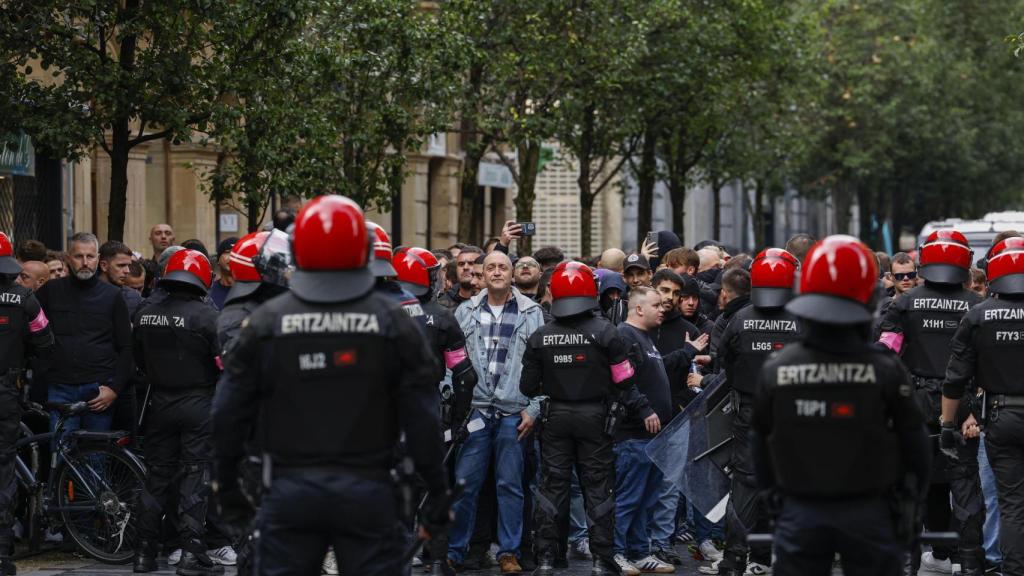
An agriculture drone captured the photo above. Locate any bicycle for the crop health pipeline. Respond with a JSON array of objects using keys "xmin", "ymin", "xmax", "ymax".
[{"xmin": 15, "ymin": 400, "xmax": 147, "ymax": 564}]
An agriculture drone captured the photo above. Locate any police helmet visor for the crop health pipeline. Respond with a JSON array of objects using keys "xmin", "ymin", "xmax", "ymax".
[
  {"xmin": 989, "ymin": 274, "xmax": 1024, "ymax": 296},
  {"xmin": 290, "ymin": 268, "xmax": 375, "ymax": 303},
  {"xmin": 918, "ymin": 263, "xmax": 969, "ymax": 285},
  {"xmin": 785, "ymin": 293, "xmax": 873, "ymax": 326},
  {"xmin": 224, "ymin": 279, "xmax": 261, "ymax": 305},
  {"xmin": 750, "ymin": 286, "xmax": 792, "ymax": 309},
  {"xmin": 253, "ymin": 229, "xmax": 292, "ymax": 289},
  {"xmin": 0, "ymin": 256, "xmax": 20, "ymax": 276},
  {"xmin": 549, "ymin": 296, "xmax": 599, "ymax": 319}
]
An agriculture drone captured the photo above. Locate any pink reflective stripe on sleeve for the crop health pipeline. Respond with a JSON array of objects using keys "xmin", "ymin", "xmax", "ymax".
[
  {"xmin": 610, "ymin": 359, "xmax": 634, "ymax": 384},
  {"xmin": 28, "ymin": 309, "xmax": 48, "ymax": 333},
  {"xmin": 215, "ymin": 356, "xmax": 224, "ymax": 371},
  {"xmin": 879, "ymin": 332, "xmax": 904, "ymax": 354},
  {"xmin": 444, "ymin": 347, "xmax": 468, "ymax": 370}
]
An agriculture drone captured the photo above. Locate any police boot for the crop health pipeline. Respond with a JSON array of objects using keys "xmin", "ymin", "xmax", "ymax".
[
  {"xmin": 175, "ymin": 550, "xmax": 225, "ymax": 576},
  {"xmin": 430, "ymin": 559, "xmax": 457, "ymax": 576},
  {"xmin": 592, "ymin": 556, "xmax": 620, "ymax": 576},
  {"xmin": 960, "ymin": 548, "xmax": 985, "ymax": 576},
  {"xmin": 132, "ymin": 541, "xmax": 159, "ymax": 573},
  {"xmin": 532, "ymin": 553, "xmax": 556, "ymax": 576}
]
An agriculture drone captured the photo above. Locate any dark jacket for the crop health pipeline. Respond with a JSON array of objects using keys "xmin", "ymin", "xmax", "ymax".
[
  {"xmin": 36, "ymin": 274, "xmax": 133, "ymax": 393},
  {"xmin": 617, "ymin": 322, "xmax": 698, "ymax": 440},
  {"xmin": 654, "ymin": 308, "xmax": 702, "ymax": 411}
]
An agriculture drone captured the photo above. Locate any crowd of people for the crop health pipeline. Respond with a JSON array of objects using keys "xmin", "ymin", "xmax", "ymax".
[{"xmin": 0, "ymin": 194, "xmax": 1019, "ymax": 576}]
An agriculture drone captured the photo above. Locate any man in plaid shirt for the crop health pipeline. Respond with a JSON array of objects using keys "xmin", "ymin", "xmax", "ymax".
[{"xmin": 448, "ymin": 251, "xmax": 546, "ymax": 575}]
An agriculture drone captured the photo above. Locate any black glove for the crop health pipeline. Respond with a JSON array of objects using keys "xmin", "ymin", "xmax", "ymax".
[
  {"xmin": 940, "ymin": 422, "xmax": 960, "ymax": 460},
  {"xmin": 421, "ymin": 488, "xmax": 455, "ymax": 540},
  {"xmin": 450, "ymin": 358, "xmax": 477, "ymax": 432}
]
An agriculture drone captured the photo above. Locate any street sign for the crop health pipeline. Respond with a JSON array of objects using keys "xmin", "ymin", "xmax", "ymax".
[{"xmin": 477, "ymin": 161, "xmax": 513, "ymax": 188}]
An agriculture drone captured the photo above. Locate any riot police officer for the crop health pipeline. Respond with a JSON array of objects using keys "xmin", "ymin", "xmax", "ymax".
[
  {"xmin": 751, "ymin": 235, "xmax": 931, "ymax": 575},
  {"xmin": 217, "ymin": 229, "xmax": 290, "ymax": 352},
  {"xmin": 878, "ymin": 230, "xmax": 984, "ymax": 574},
  {"xmin": 0, "ymin": 232, "xmax": 53, "ymax": 574},
  {"xmin": 716, "ymin": 248, "xmax": 803, "ymax": 576},
  {"xmin": 211, "ymin": 195, "xmax": 449, "ymax": 576},
  {"xmin": 943, "ymin": 236, "xmax": 1024, "ymax": 576},
  {"xmin": 393, "ymin": 248, "xmax": 477, "ymax": 433},
  {"xmin": 520, "ymin": 261, "xmax": 635, "ymax": 576},
  {"xmin": 133, "ymin": 249, "xmax": 223, "ymax": 576},
  {"xmin": 367, "ymin": 222, "xmax": 426, "ymax": 321},
  {"xmin": 393, "ymin": 247, "xmax": 477, "ymax": 576}
]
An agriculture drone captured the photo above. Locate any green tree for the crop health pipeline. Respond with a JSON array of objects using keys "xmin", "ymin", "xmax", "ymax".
[{"xmin": 0, "ymin": 0, "xmax": 303, "ymax": 240}]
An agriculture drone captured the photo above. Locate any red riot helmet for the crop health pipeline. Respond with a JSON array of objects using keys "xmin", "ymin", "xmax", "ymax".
[
  {"xmin": 160, "ymin": 249, "xmax": 212, "ymax": 293},
  {"xmin": 366, "ymin": 222, "xmax": 396, "ymax": 278},
  {"xmin": 405, "ymin": 247, "xmax": 439, "ymax": 270},
  {"xmin": 225, "ymin": 231, "xmax": 269, "ymax": 304},
  {"xmin": 393, "ymin": 251, "xmax": 432, "ymax": 297},
  {"xmin": 750, "ymin": 248, "xmax": 799, "ymax": 309},
  {"xmin": 786, "ymin": 235, "xmax": 879, "ymax": 325},
  {"xmin": 394, "ymin": 246, "xmax": 440, "ymax": 298},
  {"xmin": 290, "ymin": 194, "xmax": 373, "ymax": 303},
  {"xmin": 549, "ymin": 261, "xmax": 600, "ymax": 319},
  {"xmin": 0, "ymin": 232, "xmax": 19, "ymax": 275},
  {"xmin": 919, "ymin": 229, "xmax": 972, "ymax": 284},
  {"xmin": 987, "ymin": 237, "xmax": 1024, "ymax": 295}
]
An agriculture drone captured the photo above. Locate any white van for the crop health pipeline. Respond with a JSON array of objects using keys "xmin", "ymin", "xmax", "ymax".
[{"xmin": 918, "ymin": 212, "xmax": 1024, "ymax": 264}]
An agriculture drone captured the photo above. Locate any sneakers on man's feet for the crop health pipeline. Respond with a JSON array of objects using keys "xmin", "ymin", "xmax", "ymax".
[
  {"xmin": 697, "ymin": 560, "xmax": 720, "ymax": 575},
  {"xmin": 322, "ymin": 549, "xmax": 338, "ymax": 575},
  {"xmin": 572, "ymin": 538, "xmax": 593, "ymax": 559},
  {"xmin": 632, "ymin": 555, "xmax": 675, "ymax": 574},
  {"xmin": 207, "ymin": 547, "xmax": 237, "ymax": 566},
  {"xmin": 614, "ymin": 554, "xmax": 641, "ymax": 576},
  {"xmin": 168, "ymin": 549, "xmax": 183, "ymax": 566},
  {"xmin": 744, "ymin": 563, "xmax": 772, "ymax": 575},
  {"xmin": 675, "ymin": 530, "xmax": 695, "ymax": 544},
  {"xmin": 697, "ymin": 541, "xmax": 723, "ymax": 563},
  {"xmin": 921, "ymin": 552, "xmax": 952, "ymax": 575},
  {"xmin": 498, "ymin": 553, "xmax": 522, "ymax": 575},
  {"xmin": 653, "ymin": 547, "xmax": 684, "ymax": 566}
]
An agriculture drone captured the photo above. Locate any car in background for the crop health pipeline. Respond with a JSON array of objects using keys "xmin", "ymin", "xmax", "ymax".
[{"xmin": 918, "ymin": 211, "xmax": 1024, "ymax": 265}]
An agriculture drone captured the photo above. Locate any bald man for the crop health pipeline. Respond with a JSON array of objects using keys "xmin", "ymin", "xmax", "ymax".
[
  {"xmin": 149, "ymin": 224, "xmax": 175, "ymax": 262},
  {"xmin": 599, "ymin": 248, "xmax": 626, "ymax": 273},
  {"xmin": 16, "ymin": 261, "xmax": 48, "ymax": 292}
]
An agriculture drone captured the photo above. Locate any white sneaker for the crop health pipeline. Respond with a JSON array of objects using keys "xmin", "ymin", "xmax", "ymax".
[
  {"xmin": 572, "ymin": 538, "xmax": 592, "ymax": 559},
  {"xmin": 614, "ymin": 554, "xmax": 641, "ymax": 576},
  {"xmin": 167, "ymin": 549, "xmax": 182, "ymax": 566},
  {"xmin": 322, "ymin": 548, "xmax": 338, "ymax": 575},
  {"xmin": 697, "ymin": 560, "xmax": 721, "ymax": 575},
  {"xmin": 920, "ymin": 552, "xmax": 952, "ymax": 574},
  {"xmin": 744, "ymin": 563, "xmax": 772, "ymax": 575},
  {"xmin": 632, "ymin": 555, "xmax": 675, "ymax": 574},
  {"xmin": 411, "ymin": 556, "xmax": 423, "ymax": 568},
  {"xmin": 698, "ymin": 540, "xmax": 723, "ymax": 563},
  {"xmin": 207, "ymin": 546, "xmax": 238, "ymax": 566}
]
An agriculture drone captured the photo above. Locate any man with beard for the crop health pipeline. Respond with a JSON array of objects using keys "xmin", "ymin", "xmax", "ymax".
[
  {"xmin": 514, "ymin": 257, "xmax": 543, "ymax": 302},
  {"xmin": 37, "ymin": 232, "xmax": 133, "ymax": 436},
  {"xmin": 438, "ymin": 246, "xmax": 484, "ymax": 311}
]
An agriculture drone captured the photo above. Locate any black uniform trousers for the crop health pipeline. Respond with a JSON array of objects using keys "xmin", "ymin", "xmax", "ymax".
[
  {"xmin": 256, "ymin": 469, "xmax": 405, "ymax": 576},
  {"xmin": 138, "ymin": 391, "xmax": 214, "ymax": 550},
  {"xmin": 984, "ymin": 406, "xmax": 1024, "ymax": 576},
  {"xmin": 773, "ymin": 495, "xmax": 904, "ymax": 576},
  {"xmin": 721, "ymin": 393, "xmax": 771, "ymax": 572},
  {"xmin": 0, "ymin": 381, "xmax": 18, "ymax": 552},
  {"xmin": 533, "ymin": 402, "xmax": 615, "ymax": 562}
]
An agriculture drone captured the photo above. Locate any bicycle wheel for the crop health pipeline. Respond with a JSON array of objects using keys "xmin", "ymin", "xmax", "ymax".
[{"xmin": 53, "ymin": 444, "xmax": 146, "ymax": 564}]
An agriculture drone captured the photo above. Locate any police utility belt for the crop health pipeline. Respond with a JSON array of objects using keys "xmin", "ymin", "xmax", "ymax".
[{"xmin": 987, "ymin": 394, "xmax": 1024, "ymax": 410}]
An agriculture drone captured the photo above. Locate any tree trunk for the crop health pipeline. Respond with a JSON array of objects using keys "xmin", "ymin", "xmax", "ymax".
[
  {"xmin": 856, "ymin": 186, "xmax": 872, "ymax": 247},
  {"xmin": 666, "ymin": 125, "xmax": 690, "ymax": 240},
  {"xmin": 712, "ymin": 177, "xmax": 722, "ymax": 240},
  {"xmin": 107, "ymin": 119, "xmax": 130, "ymax": 242},
  {"xmin": 636, "ymin": 121, "xmax": 658, "ymax": 248},
  {"xmin": 833, "ymin": 181, "xmax": 853, "ymax": 236},
  {"xmin": 106, "ymin": 0, "xmax": 139, "ymax": 242},
  {"xmin": 754, "ymin": 179, "xmax": 766, "ymax": 249},
  {"xmin": 458, "ymin": 143, "xmax": 483, "ymax": 242},
  {"xmin": 577, "ymin": 104, "xmax": 595, "ymax": 258},
  {"xmin": 513, "ymin": 140, "xmax": 542, "ymax": 255}
]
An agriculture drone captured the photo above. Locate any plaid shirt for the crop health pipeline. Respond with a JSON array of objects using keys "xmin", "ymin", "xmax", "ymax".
[{"xmin": 478, "ymin": 296, "xmax": 519, "ymax": 392}]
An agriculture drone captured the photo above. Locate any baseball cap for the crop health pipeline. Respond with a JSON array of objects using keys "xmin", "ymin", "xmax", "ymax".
[{"xmin": 624, "ymin": 253, "xmax": 650, "ymax": 273}]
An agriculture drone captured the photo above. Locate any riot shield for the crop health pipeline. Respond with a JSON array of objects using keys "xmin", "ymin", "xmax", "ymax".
[{"xmin": 646, "ymin": 375, "xmax": 734, "ymax": 521}]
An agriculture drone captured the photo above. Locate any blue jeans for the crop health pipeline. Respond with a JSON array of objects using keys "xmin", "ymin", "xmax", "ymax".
[
  {"xmin": 979, "ymin": 433, "xmax": 1001, "ymax": 564},
  {"xmin": 569, "ymin": 472, "xmax": 588, "ymax": 543},
  {"xmin": 47, "ymin": 382, "xmax": 113, "ymax": 445},
  {"xmin": 448, "ymin": 409, "xmax": 525, "ymax": 562},
  {"xmin": 614, "ymin": 439, "xmax": 662, "ymax": 558},
  {"xmin": 692, "ymin": 504, "xmax": 724, "ymax": 542},
  {"xmin": 648, "ymin": 476, "xmax": 680, "ymax": 550}
]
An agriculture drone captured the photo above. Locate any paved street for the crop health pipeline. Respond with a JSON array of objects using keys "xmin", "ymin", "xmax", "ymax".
[{"xmin": 12, "ymin": 544, "xmax": 857, "ymax": 576}]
